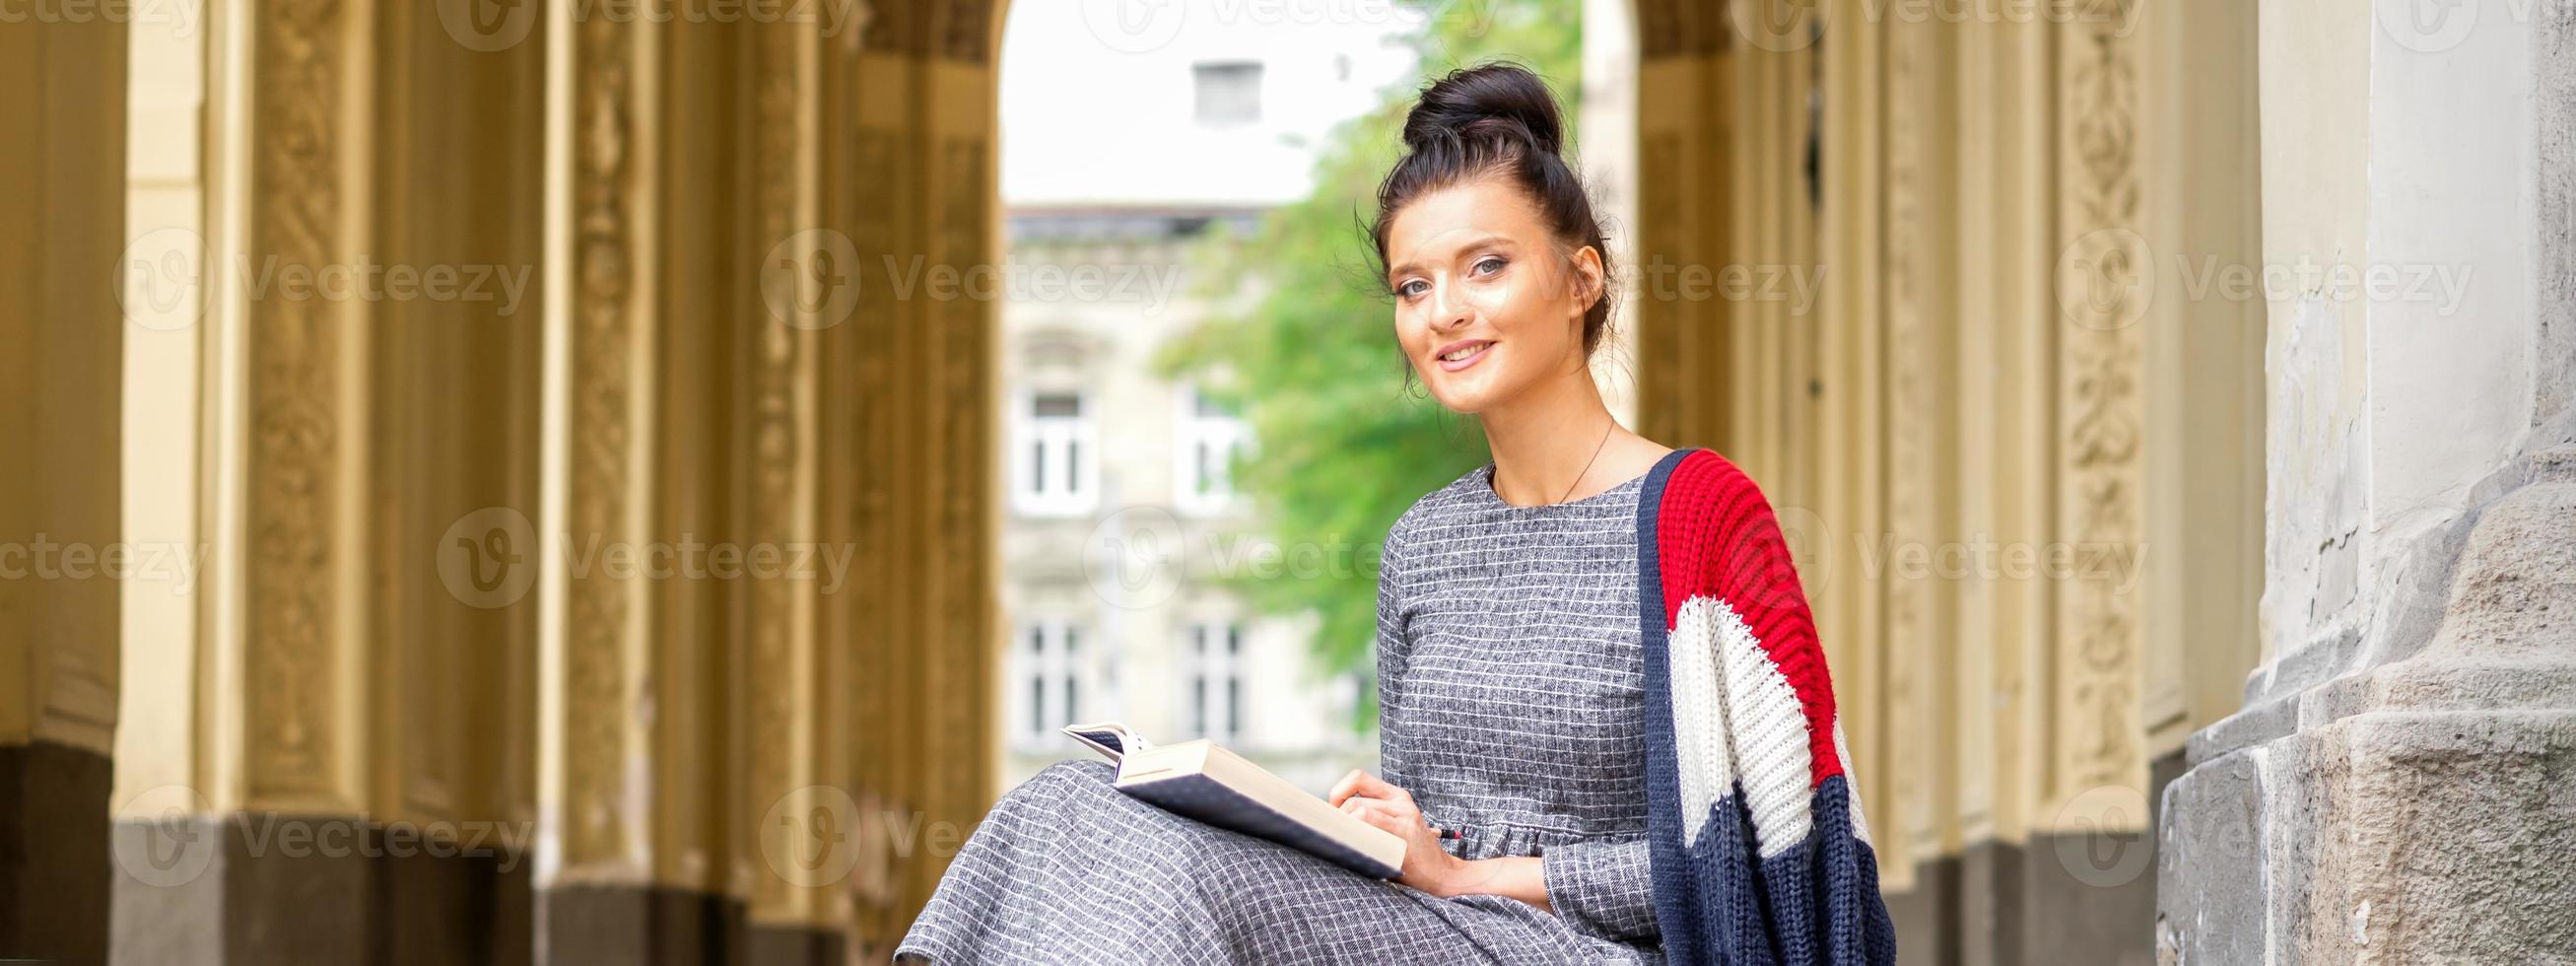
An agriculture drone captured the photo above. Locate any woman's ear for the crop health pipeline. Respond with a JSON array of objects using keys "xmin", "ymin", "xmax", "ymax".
[{"xmin": 1570, "ymin": 244, "xmax": 1606, "ymax": 314}]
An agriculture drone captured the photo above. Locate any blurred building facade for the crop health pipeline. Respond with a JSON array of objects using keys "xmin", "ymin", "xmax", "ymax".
[
  {"xmin": 989, "ymin": 5, "xmax": 1411, "ymax": 794},
  {"xmin": 2, "ymin": 2, "xmax": 2570, "ymax": 966}
]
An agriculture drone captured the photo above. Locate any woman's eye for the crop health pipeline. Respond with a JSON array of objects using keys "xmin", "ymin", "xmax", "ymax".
[
  {"xmin": 1396, "ymin": 279, "xmax": 1427, "ymax": 298},
  {"xmin": 1472, "ymin": 256, "xmax": 1506, "ymax": 276}
]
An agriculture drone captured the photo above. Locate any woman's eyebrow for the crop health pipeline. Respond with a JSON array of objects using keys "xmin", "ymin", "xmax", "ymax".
[{"xmin": 1387, "ymin": 234, "xmax": 1512, "ymax": 280}]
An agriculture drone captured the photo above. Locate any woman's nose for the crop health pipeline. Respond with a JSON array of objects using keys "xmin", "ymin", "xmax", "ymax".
[{"xmin": 1428, "ymin": 284, "xmax": 1470, "ymax": 331}]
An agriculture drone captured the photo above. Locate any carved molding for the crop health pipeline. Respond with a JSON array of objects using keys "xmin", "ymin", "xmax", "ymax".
[
  {"xmin": 246, "ymin": 0, "xmax": 345, "ymax": 798},
  {"xmin": 2054, "ymin": 0, "xmax": 2145, "ymax": 803},
  {"xmin": 1879, "ymin": 13, "xmax": 1943, "ymax": 862},
  {"xmin": 747, "ymin": 18, "xmax": 811, "ymax": 915},
  {"xmin": 564, "ymin": 11, "xmax": 641, "ymax": 865},
  {"xmin": 931, "ymin": 135, "xmax": 990, "ymax": 822}
]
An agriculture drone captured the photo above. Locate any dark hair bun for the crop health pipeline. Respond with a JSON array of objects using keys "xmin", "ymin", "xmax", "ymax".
[
  {"xmin": 1371, "ymin": 61, "xmax": 1615, "ymax": 363},
  {"xmin": 1400, "ymin": 63, "xmax": 1567, "ymax": 159}
]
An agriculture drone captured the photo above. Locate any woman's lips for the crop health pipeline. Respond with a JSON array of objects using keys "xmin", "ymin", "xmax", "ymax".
[{"xmin": 1436, "ymin": 340, "xmax": 1495, "ymax": 373}]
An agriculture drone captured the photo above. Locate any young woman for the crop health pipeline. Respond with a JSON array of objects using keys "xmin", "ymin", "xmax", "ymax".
[{"xmin": 899, "ymin": 63, "xmax": 1890, "ymax": 965}]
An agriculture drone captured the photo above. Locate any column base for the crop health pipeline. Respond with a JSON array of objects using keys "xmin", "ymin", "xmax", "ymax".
[
  {"xmin": 108, "ymin": 813, "xmax": 534, "ymax": 966},
  {"xmin": 1, "ymin": 740, "xmax": 112, "ymax": 965},
  {"xmin": 747, "ymin": 921, "xmax": 847, "ymax": 966},
  {"xmin": 1880, "ymin": 758, "xmax": 2167, "ymax": 966},
  {"xmin": 535, "ymin": 882, "xmax": 747, "ymax": 966}
]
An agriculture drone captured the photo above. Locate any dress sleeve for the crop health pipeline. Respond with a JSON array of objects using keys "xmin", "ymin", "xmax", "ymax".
[
  {"xmin": 1541, "ymin": 836, "xmax": 1662, "ymax": 942},
  {"xmin": 1371, "ymin": 518, "xmax": 1415, "ymax": 790}
]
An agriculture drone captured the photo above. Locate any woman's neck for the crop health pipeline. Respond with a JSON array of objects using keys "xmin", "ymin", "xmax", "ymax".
[{"xmin": 1478, "ymin": 365, "xmax": 1623, "ymax": 507}]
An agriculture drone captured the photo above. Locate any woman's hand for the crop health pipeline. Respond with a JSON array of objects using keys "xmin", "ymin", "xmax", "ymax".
[{"xmin": 1325, "ymin": 768, "xmax": 1467, "ymax": 895}]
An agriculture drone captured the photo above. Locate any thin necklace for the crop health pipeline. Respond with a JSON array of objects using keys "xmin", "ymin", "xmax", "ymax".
[{"xmin": 1555, "ymin": 419, "xmax": 1616, "ymax": 504}]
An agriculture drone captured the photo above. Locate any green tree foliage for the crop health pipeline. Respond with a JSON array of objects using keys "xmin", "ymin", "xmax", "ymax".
[{"xmin": 1155, "ymin": 0, "xmax": 1585, "ymax": 726}]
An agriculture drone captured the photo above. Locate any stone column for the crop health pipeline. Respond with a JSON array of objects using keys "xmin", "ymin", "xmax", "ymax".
[
  {"xmin": 2159, "ymin": 1, "xmax": 2576, "ymax": 961},
  {"xmin": 0, "ymin": 9, "xmax": 126, "ymax": 964},
  {"xmin": 531, "ymin": 5, "xmax": 732, "ymax": 959},
  {"xmin": 106, "ymin": 0, "xmax": 551, "ymax": 961},
  {"xmin": 1631, "ymin": 1, "xmax": 1729, "ymax": 450}
]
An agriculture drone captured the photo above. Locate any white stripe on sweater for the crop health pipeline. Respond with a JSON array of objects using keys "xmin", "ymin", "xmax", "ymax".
[{"xmin": 1671, "ymin": 594, "xmax": 1815, "ymax": 859}]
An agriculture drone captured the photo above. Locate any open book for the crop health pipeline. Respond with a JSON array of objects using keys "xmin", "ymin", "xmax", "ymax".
[{"xmin": 1060, "ymin": 722, "xmax": 1407, "ymax": 879}]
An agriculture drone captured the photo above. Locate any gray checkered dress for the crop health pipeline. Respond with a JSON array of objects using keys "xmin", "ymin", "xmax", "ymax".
[{"xmin": 896, "ymin": 463, "xmax": 1664, "ymax": 964}]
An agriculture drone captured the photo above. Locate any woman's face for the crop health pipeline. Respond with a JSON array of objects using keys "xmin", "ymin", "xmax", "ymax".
[{"xmin": 1384, "ymin": 176, "xmax": 1601, "ymax": 415}]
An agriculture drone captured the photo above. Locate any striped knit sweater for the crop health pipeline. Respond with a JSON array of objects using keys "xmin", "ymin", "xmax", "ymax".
[{"xmin": 1634, "ymin": 448, "xmax": 1896, "ymax": 965}]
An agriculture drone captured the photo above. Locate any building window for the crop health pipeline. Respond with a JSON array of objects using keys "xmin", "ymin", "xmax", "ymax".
[
  {"xmin": 1174, "ymin": 385, "xmax": 1250, "ymax": 517},
  {"xmin": 1014, "ymin": 389, "xmax": 1098, "ymax": 517},
  {"xmin": 1183, "ymin": 621, "xmax": 1245, "ymax": 743},
  {"xmin": 1192, "ymin": 61, "xmax": 1263, "ymax": 126},
  {"xmin": 1017, "ymin": 620, "xmax": 1086, "ymax": 746}
]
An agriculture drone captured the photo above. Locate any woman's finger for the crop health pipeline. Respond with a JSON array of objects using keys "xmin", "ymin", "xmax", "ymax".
[
  {"xmin": 1325, "ymin": 769, "xmax": 1370, "ymax": 807},
  {"xmin": 1341, "ymin": 769, "xmax": 1399, "ymax": 802}
]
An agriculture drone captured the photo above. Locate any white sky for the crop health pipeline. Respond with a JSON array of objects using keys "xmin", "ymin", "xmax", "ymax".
[{"xmin": 998, "ymin": 1, "xmax": 1426, "ymax": 208}]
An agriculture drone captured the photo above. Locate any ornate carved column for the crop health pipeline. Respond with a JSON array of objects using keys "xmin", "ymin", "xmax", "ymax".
[
  {"xmin": 838, "ymin": 2, "xmax": 1002, "ymax": 953},
  {"xmin": 106, "ymin": 1, "xmax": 553, "ymax": 960},
  {"xmin": 0, "ymin": 10, "xmax": 125, "ymax": 964},
  {"xmin": 534, "ymin": 5, "xmax": 695, "ymax": 957},
  {"xmin": 2160, "ymin": 2, "xmax": 2576, "ymax": 960},
  {"xmin": 738, "ymin": 14, "xmax": 848, "ymax": 965}
]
